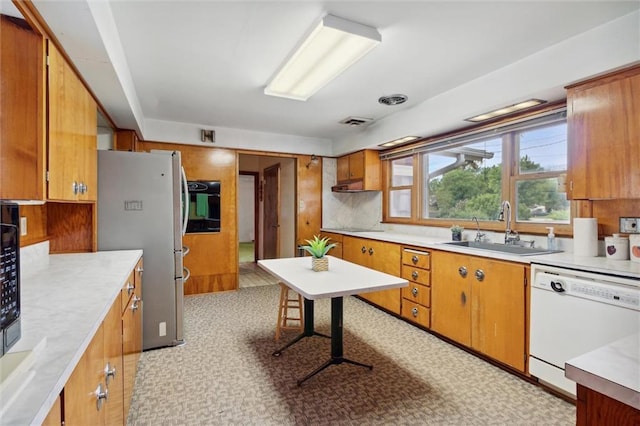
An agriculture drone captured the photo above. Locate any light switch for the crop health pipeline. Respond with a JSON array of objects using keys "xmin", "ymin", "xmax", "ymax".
[{"xmin": 20, "ymin": 217, "xmax": 27, "ymax": 236}]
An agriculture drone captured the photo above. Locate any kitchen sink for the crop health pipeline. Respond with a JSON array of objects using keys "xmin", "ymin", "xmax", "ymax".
[{"xmin": 443, "ymin": 241, "xmax": 561, "ymax": 256}]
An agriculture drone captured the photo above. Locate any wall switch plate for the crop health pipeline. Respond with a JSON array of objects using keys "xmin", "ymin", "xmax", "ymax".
[
  {"xmin": 620, "ymin": 217, "xmax": 640, "ymax": 233},
  {"xmin": 20, "ymin": 217, "xmax": 27, "ymax": 236},
  {"xmin": 159, "ymin": 322, "xmax": 167, "ymax": 337}
]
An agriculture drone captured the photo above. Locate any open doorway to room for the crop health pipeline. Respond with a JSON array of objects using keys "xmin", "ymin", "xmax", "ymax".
[{"xmin": 238, "ymin": 154, "xmax": 296, "ymax": 288}]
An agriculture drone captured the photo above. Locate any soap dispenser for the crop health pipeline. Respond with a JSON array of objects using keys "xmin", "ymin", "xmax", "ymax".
[{"xmin": 546, "ymin": 227, "xmax": 556, "ymax": 251}]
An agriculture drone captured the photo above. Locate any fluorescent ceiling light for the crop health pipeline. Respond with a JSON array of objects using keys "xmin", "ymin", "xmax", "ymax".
[
  {"xmin": 379, "ymin": 136, "xmax": 419, "ymax": 148},
  {"xmin": 465, "ymin": 99, "xmax": 547, "ymax": 122},
  {"xmin": 264, "ymin": 14, "xmax": 381, "ymax": 101}
]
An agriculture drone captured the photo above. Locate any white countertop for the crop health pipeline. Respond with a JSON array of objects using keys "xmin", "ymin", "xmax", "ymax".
[
  {"xmin": 322, "ymin": 229, "xmax": 640, "ymax": 280},
  {"xmin": 1, "ymin": 250, "xmax": 143, "ymax": 426},
  {"xmin": 565, "ymin": 334, "xmax": 640, "ymax": 410},
  {"xmin": 258, "ymin": 256, "xmax": 408, "ymax": 300}
]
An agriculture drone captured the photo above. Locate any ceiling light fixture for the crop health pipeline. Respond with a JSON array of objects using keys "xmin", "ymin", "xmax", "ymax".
[
  {"xmin": 465, "ymin": 99, "xmax": 547, "ymax": 122},
  {"xmin": 264, "ymin": 14, "xmax": 381, "ymax": 101},
  {"xmin": 379, "ymin": 136, "xmax": 420, "ymax": 148}
]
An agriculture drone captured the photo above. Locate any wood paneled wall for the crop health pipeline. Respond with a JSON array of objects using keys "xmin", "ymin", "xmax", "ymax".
[
  {"xmin": 19, "ymin": 204, "xmax": 48, "ymax": 247},
  {"xmin": 296, "ymin": 155, "xmax": 322, "ymax": 245},
  {"xmin": 591, "ymin": 199, "xmax": 640, "ymax": 237}
]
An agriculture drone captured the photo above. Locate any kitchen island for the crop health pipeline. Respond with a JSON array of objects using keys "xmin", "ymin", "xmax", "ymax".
[{"xmin": 1, "ymin": 248, "xmax": 143, "ymax": 425}]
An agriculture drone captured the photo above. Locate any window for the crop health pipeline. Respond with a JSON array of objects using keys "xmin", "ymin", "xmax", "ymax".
[{"xmin": 382, "ymin": 109, "xmax": 570, "ymax": 230}]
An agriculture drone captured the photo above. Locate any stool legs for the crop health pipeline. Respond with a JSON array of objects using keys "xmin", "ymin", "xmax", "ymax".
[{"xmin": 275, "ymin": 282, "xmax": 304, "ymax": 341}]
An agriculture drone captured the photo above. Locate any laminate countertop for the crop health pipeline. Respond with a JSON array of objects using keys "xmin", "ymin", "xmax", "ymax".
[
  {"xmin": 1, "ymin": 250, "xmax": 143, "ymax": 426},
  {"xmin": 321, "ymin": 229, "xmax": 640, "ymax": 280}
]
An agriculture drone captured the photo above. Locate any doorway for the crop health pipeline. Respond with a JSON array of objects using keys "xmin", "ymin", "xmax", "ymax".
[{"xmin": 238, "ymin": 172, "xmax": 258, "ymax": 263}]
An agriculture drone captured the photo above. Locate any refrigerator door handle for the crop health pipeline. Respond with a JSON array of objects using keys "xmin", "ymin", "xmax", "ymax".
[
  {"xmin": 182, "ymin": 245, "xmax": 190, "ymax": 257},
  {"xmin": 183, "ymin": 267, "xmax": 191, "ymax": 283},
  {"xmin": 181, "ymin": 166, "xmax": 189, "ymax": 236}
]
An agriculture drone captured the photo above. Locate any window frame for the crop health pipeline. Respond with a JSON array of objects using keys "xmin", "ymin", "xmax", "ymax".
[{"xmin": 381, "ymin": 103, "xmax": 574, "ymax": 236}]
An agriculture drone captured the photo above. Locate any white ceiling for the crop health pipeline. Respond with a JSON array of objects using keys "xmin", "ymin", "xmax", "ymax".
[{"xmin": 4, "ymin": 1, "xmax": 640, "ymax": 155}]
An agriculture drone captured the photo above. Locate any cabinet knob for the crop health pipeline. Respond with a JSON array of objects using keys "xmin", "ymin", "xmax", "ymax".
[
  {"xmin": 126, "ymin": 282, "xmax": 134, "ymax": 296},
  {"xmin": 458, "ymin": 266, "xmax": 468, "ymax": 278},
  {"xmin": 95, "ymin": 383, "xmax": 108, "ymax": 410},
  {"xmin": 131, "ymin": 295, "xmax": 141, "ymax": 312},
  {"xmin": 475, "ymin": 269, "xmax": 485, "ymax": 282},
  {"xmin": 411, "ymin": 286, "xmax": 419, "ymax": 297},
  {"xmin": 411, "ymin": 307, "xmax": 419, "ymax": 317},
  {"xmin": 411, "ymin": 271, "xmax": 419, "ymax": 280},
  {"xmin": 79, "ymin": 182, "xmax": 87, "ymax": 194},
  {"xmin": 104, "ymin": 362, "xmax": 117, "ymax": 383},
  {"xmin": 361, "ymin": 246, "xmax": 367, "ymax": 254},
  {"xmin": 72, "ymin": 181, "xmax": 79, "ymax": 195},
  {"xmin": 411, "ymin": 255, "xmax": 419, "ymax": 264},
  {"xmin": 368, "ymin": 247, "xmax": 374, "ymax": 256},
  {"xmin": 136, "ymin": 266, "xmax": 144, "ymax": 275}
]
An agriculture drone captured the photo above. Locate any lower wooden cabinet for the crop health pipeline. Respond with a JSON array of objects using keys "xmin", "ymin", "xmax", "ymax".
[
  {"xmin": 400, "ymin": 247, "xmax": 431, "ymax": 328},
  {"xmin": 62, "ymin": 259, "xmax": 143, "ymax": 425},
  {"xmin": 431, "ymin": 250, "xmax": 527, "ymax": 372},
  {"xmin": 343, "ymin": 236, "xmax": 401, "ymax": 314},
  {"xmin": 576, "ymin": 384, "xmax": 640, "ymax": 425}
]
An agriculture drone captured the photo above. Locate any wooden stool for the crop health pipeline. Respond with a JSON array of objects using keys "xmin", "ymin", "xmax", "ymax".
[{"xmin": 275, "ymin": 282, "xmax": 304, "ymax": 341}]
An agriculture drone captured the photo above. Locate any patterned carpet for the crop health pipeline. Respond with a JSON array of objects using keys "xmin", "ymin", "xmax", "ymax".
[{"xmin": 127, "ymin": 271, "xmax": 575, "ymax": 425}]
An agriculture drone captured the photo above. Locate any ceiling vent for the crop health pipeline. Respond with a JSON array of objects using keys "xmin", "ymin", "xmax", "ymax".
[
  {"xmin": 378, "ymin": 94, "xmax": 408, "ymax": 106},
  {"xmin": 340, "ymin": 116, "xmax": 374, "ymax": 126}
]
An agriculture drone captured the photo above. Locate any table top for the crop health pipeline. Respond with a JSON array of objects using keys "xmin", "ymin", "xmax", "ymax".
[{"xmin": 258, "ymin": 256, "xmax": 408, "ymax": 300}]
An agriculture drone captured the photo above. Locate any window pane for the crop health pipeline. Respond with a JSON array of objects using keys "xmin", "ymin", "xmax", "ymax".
[
  {"xmin": 389, "ymin": 189, "xmax": 411, "ymax": 218},
  {"xmin": 423, "ymin": 137, "xmax": 502, "ymax": 220},
  {"xmin": 519, "ymin": 123, "xmax": 567, "ymax": 173},
  {"xmin": 391, "ymin": 156, "xmax": 413, "ymax": 186},
  {"xmin": 515, "ymin": 178, "xmax": 570, "ymax": 223}
]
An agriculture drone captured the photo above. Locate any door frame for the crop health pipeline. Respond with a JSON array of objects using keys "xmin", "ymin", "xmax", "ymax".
[
  {"xmin": 263, "ymin": 163, "xmax": 281, "ymax": 259},
  {"xmin": 239, "ymin": 171, "xmax": 259, "ymax": 263}
]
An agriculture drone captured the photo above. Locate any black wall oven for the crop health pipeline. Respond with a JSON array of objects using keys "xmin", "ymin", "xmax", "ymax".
[
  {"xmin": 1, "ymin": 201, "xmax": 20, "ymax": 357},
  {"xmin": 186, "ymin": 181, "xmax": 221, "ymax": 233}
]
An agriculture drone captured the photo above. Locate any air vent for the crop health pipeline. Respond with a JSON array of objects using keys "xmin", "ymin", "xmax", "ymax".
[
  {"xmin": 378, "ymin": 94, "xmax": 408, "ymax": 106},
  {"xmin": 340, "ymin": 116, "xmax": 373, "ymax": 126}
]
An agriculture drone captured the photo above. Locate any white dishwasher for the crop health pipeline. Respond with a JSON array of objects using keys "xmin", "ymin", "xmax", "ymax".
[{"xmin": 529, "ymin": 263, "xmax": 640, "ymax": 397}]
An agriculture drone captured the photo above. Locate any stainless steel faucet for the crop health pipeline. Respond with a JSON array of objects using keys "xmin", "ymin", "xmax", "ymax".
[
  {"xmin": 472, "ymin": 216, "xmax": 485, "ymax": 242},
  {"xmin": 498, "ymin": 200, "xmax": 519, "ymax": 244}
]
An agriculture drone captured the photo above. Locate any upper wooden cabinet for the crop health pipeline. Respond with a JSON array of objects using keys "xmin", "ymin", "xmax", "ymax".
[
  {"xmin": 566, "ymin": 65, "xmax": 640, "ymax": 200},
  {"xmin": 47, "ymin": 42, "xmax": 97, "ymax": 201},
  {"xmin": 0, "ymin": 15, "xmax": 45, "ymax": 200},
  {"xmin": 336, "ymin": 150, "xmax": 381, "ymax": 190},
  {"xmin": 431, "ymin": 250, "xmax": 527, "ymax": 372}
]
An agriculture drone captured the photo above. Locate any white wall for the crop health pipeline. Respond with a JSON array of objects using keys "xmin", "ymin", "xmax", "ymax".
[{"xmin": 238, "ymin": 175, "xmax": 255, "ymax": 242}]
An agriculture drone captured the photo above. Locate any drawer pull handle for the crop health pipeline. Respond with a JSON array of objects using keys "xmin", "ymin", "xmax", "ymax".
[
  {"xmin": 411, "ymin": 255, "xmax": 419, "ymax": 264},
  {"xmin": 126, "ymin": 282, "xmax": 134, "ymax": 296},
  {"xmin": 411, "ymin": 271, "xmax": 419, "ymax": 280},
  {"xmin": 368, "ymin": 247, "xmax": 374, "ymax": 255},
  {"xmin": 411, "ymin": 307, "xmax": 419, "ymax": 317},
  {"xmin": 361, "ymin": 246, "xmax": 367, "ymax": 254},
  {"xmin": 131, "ymin": 295, "xmax": 141, "ymax": 312},
  {"xmin": 411, "ymin": 287, "xmax": 418, "ymax": 297},
  {"xmin": 104, "ymin": 362, "xmax": 117, "ymax": 383},
  {"xmin": 475, "ymin": 269, "xmax": 485, "ymax": 281},
  {"xmin": 458, "ymin": 266, "xmax": 467, "ymax": 278}
]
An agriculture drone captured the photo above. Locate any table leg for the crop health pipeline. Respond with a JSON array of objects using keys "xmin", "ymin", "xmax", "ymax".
[
  {"xmin": 272, "ymin": 298, "xmax": 330, "ymax": 357},
  {"xmin": 297, "ymin": 296, "xmax": 372, "ymax": 386}
]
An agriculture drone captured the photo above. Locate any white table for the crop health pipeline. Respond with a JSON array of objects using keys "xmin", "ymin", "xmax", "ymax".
[{"xmin": 258, "ymin": 256, "xmax": 408, "ymax": 385}]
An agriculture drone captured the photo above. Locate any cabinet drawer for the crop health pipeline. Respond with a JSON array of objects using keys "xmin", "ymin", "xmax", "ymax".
[
  {"xmin": 402, "ymin": 282, "xmax": 431, "ymax": 307},
  {"xmin": 402, "ymin": 248, "xmax": 431, "ymax": 270},
  {"xmin": 401, "ymin": 300, "xmax": 430, "ymax": 328},
  {"xmin": 401, "ymin": 266, "xmax": 430, "ymax": 286},
  {"xmin": 120, "ymin": 271, "xmax": 135, "ymax": 313}
]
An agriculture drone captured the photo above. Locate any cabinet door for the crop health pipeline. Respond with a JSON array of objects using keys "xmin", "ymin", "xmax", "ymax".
[
  {"xmin": 348, "ymin": 151, "xmax": 365, "ymax": 180},
  {"xmin": 431, "ymin": 251, "xmax": 471, "ymax": 346},
  {"xmin": 320, "ymin": 232, "xmax": 343, "ymax": 259},
  {"xmin": 103, "ymin": 298, "xmax": 123, "ymax": 426},
  {"xmin": 470, "ymin": 258, "xmax": 526, "ymax": 371},
  {"xmin": 123, "ymin": 259, "xmax": 143, "ymax": 418},
  {"xmin": 64, "ymin": 325, "xmax": 105, "ymax": 426},
  {"xmin": 0, "ymin": 15, "xmax": 44, "ymax": 200},
  {"xmin": 47, "ymin": 42, "xmax": 97, "ymax": 201},
  {"xmin": 567, "ymin": 68, "xmax": 640, "ymax": 199},
  {"xmin": 337, "ymin": 156, "xmax": 350, "ymax": 182}
]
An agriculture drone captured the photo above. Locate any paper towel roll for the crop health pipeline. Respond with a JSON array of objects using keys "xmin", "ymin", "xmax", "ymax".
[{"xmin": 573, "ymin": 218, "xmax": 598, "ymax": 257}]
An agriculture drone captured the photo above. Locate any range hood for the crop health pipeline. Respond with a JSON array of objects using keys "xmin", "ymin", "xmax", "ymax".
[{"xmin": 331, "ymin": 181, "xmax": 365, "ymax": 192}]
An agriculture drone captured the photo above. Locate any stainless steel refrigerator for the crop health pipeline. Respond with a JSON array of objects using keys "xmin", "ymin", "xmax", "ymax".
[{"xmin": 97, "ymin": 150, "xmax": 189, "ymax": 350}]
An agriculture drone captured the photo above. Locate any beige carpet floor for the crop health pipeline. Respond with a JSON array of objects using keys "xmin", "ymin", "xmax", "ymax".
[{"xmin": 127, "ymin": 270, "xmax": 575, "ymax": 425}]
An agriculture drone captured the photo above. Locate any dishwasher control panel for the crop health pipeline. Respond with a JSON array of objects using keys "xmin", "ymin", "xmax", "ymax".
[{"xmin": 533, "ymin": 268, "xmax": 639, "ymax": 311}]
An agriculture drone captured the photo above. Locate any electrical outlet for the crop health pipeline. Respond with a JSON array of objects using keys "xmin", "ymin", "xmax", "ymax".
[
  {"xmin": 159, "ymin": 322, "xmax": 167, "ymax": 337},
  {"xmin": 20, "ymin": 217, "xmax": 27, "ymax": 236},
  {"xmin": 620, "ymin": 217, "xmax": 640, "ymax": 233}
]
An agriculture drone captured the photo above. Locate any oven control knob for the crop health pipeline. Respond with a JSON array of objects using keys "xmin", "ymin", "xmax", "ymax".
[{"xmin": 550, "ymin": 280, "xmax": 565, "ymax": 293}]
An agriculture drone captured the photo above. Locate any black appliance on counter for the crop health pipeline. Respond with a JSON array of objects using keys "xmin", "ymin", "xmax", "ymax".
[
  {"xmin": 1, "ymin": 201, "xmax": 20, "ymax": 357},
  {"xmin": 186, "ymin": 181, "xmax": 221, "ymax": 233}
]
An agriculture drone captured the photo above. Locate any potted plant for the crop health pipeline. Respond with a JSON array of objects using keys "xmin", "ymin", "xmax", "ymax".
[
  {"xmin": 301, "ymin": 235, "xmax": 337, "ymax": 272},
  {"xmin": 450, "ymin": 225, "xmax": 464, "ymax": 241}
]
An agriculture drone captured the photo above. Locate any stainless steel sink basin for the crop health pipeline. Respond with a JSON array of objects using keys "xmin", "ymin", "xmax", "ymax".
[{"xmin": 443, "ymin": 241, "xmax": 561, "ymax": 256}]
